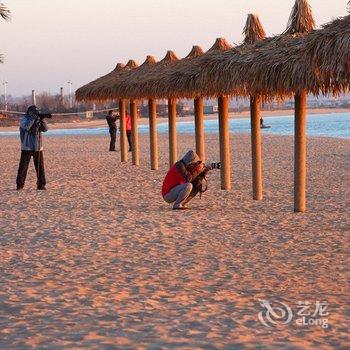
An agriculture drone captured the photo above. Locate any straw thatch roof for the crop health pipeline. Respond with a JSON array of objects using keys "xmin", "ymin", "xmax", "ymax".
[
  {"xmin": 141, "ymin": 38, "xmax": 232, "ymax": 99},
  {"xmin": 103, "ymin": 54, "xmax": 159, "ymax": 100},
  {"xmin": 169, "ymin": 0, "xmax": 319, "ymax": 99},
  {"xmin": 193, "ymin": 5, "xmax": 349, "ymax": 98},
  {"xmin": 75, "ymin": 60, "xmax": 138, "ymax": 101},
  {"xmin": 76, "ymin": 63, "xmax": 125, "ymax": 101},
  {"xmin": 148, "ymin": 19, "xmax": 264, "ymax": 100},
  {"xmin": 183, "ymin": 0, "xmax": 349, "ymax": 98},
  {"xmin": 205, "ymin": 35, "xmax": 318, "ymax": 98},
  {"xmin": 94, "ymin": 59, "xmax": 139, "ymax": 100},
  {"xmin": 112, "ymin": 50, "xmax": 181, "ymax": 100},
  {"xmin": 284, "ymin": 0, "xmax": 315, "ymax": 34},
  {"xmin": 76, "ymin": 0, "xmax": 349, "ymax": 102},
  {"xmin": 107, "ymin": 47, "xmax": 204, "ymax": 100},
  {"xmin": 243, "ymin": 14, "xmax": 266, "ymax": 44},
  {"xmin": 95, "ymin": 50, "xmax": 180, "ymax": 100},
  {"xmin": 302, "ymin": 14, "xmax": 350, "ymax": 88},
  {"xmin": 76, "ymin": 62, "xmax": 124, "ymax": 101},
  {"xmin": 77, "ymin": 39, "xmax": 229, "ymax": 101}
]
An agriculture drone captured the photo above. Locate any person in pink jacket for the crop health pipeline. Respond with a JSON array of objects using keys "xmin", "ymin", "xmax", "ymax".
[{"xmin": 125, "ymin": 113, "xmax": 132, "ymax": 152}]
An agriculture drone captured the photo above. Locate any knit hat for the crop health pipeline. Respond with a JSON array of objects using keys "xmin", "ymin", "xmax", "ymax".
[
  {"xmin": 27, "ymin": 105, "xmax": 39, "ymax": 115},
  {"xmin": 182, "ymin": 150, "xmax": 200, "ymax": 165}
]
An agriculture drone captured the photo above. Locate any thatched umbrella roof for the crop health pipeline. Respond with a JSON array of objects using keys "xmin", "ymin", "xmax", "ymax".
[
  {"xmin": 168, "ymin": 0, "xmax": 326, "ymax": 99},
  {"xmin": 94, "ymin": 59, "xmax": 139, "ymax": 100},
  {"xmin": 284, "ymin": 0, "xmax": 315, "ymax": 34},
  {"xmin": 176, "ymin": 0, "xmax": 349, "ymax": 99},
  {"xmin": 105, "ymin": 55, "xmax": 158, "ymax": 100},
  {"xmin": 122, "ymin": 50, "xmax": 181, "ymax": 100},
  {"xmin": 137, "ymin": 38, "xmax": 232, "ymax": 99},
  {"xmin": 75, "ymin": 62, "xmax": 125, "ymax": 101},
  {"xmin": 199, "ymin": 1, "xmax": 349, "ymax": 98},
  {"xmin": 138, "ymin": 44, "xmax": 208, "ymax": 100},
  {"xmin": 76, "ymin": 0, "xmax": 348, "ymax": 102},
  {"xmin": 75, "ymin": 60, "xmax": 138, "ymax": 101},
  {"xmin": 91, "ymin": 51, "xmax": 180, "ymax": 100},
  {"xmin": 151, "ymin": 20, "xmax": 265, "ymax": 99},
  {"xmin": 243, "ymin": 14, "xmax": 266, "ymax": 44},
  {"xmin": 302, "ymin": 14, "xmax": 350, "ymax": 88}
]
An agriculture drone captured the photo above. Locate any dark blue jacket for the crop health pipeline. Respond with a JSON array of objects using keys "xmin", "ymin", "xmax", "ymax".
[{"xmin": 19, "ymin": 115, "xmax": 48, "ymax": 151}]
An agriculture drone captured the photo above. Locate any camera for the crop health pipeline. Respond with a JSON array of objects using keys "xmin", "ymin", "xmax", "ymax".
[
  {"xmin": 211, "ymin": 162, "xmax": 221, "ymax": 170},
  {"xmin": 37, "ymin": 113, "xmax": 53, "ymax": 120}
]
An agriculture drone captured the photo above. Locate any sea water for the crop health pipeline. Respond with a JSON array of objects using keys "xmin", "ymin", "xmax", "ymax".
[{"xmin": 1, "ymin": 112, "xmax": 349, "ymax": 139}]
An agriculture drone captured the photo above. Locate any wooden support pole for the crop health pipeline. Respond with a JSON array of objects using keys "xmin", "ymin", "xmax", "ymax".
[
  {"xmin": 168, "ymin": 98, "xmax": 178, "ymax": 167},
  {"xmin": 250, "ymin": 95, "xmax": 263, "ymax": 200},
  {"xmin": 148, "ymin": 98, "xmax": 158, "ymax": 170},
  {"xmin": 218, "ymin": 96, "xmax": 231, "ymax": 190},
  {"xmin": 119, "ymin": 99, "xmax": 128, "ymax": 162},
  {"xmin": 294, "ymin": 90, "xmax": 307, "ymax": 212},
  {"xmin": 194, "ymin": 97, "xmax": 205, "ymax": 161},
  {"xmin": 130, "ymin": 99, "xmax": 139, "ymax": 166}
]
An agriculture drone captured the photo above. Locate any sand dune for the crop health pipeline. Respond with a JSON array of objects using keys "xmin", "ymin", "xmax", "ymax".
[{"xmin": 0, "ymin": 133, "xmax": 349, "ymax": 349}]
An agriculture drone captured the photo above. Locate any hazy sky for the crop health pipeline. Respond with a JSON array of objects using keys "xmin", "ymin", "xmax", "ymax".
[{"xmin": 0, "ymin": 0, "xmax": 348, "ymax": 96}]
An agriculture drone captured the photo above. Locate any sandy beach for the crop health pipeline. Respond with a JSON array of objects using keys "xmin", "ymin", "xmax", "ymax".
[{"xmin": 0, "ymin": 132, "xmax": 349, "ymax": 349}]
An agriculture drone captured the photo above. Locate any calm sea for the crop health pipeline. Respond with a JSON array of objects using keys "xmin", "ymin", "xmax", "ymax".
[{"xmin": 1, "ymin": 112, "xmax": 349, "ymax": 139}]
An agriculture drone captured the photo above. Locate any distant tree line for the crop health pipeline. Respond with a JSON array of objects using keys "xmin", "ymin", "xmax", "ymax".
[{"xmin": 0, "ymin": 92, "xmax": 117, "ymax": 114}]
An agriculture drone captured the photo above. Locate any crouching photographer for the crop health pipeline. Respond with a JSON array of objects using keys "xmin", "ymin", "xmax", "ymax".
[
  {"xmin": 16, "ymin": 105, "xmax": 52, "ymax": 190},
  {"xmin": 162, "ymin": 150, "xmax": 220, "ymax": 210}
]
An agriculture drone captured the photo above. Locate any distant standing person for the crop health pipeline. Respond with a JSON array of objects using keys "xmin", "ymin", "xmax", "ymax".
[
  {"xmin": 16, "ymin": 105, "xmax": 50, "ymax": 190},
  {"xmin": 106, "ymin": 110, "xmax": 119, "ymax": 151},
  {"xmin": 125, "ymin": 112, "xmax": 132, "ymax": 152},
  {"xmin": 260, "ymin": 117, "xmax": 270, "ymax": 129}
]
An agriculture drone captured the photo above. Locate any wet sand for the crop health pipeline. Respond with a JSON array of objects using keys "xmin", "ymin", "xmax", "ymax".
[{"xmin": 0, "ymin": 133, "xmax": 349, "ymax": 349}]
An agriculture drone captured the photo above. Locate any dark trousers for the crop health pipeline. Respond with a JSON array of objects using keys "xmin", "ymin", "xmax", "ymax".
[
  {"xmin": 16, "ymin": 150, "xmax": 46, "ymax": 189},
  {"xmin": 109, "ymin": 128, "xmax": 117, "ymax": 151},
  {"xmin": 126, "ymin": 131, "xmax": 132, "ymax": 151}
]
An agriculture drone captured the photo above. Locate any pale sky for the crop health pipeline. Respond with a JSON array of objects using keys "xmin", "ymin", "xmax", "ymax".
[{"xmin": 0, "ymin": 0, "xmax": 348, "ymax": 97}]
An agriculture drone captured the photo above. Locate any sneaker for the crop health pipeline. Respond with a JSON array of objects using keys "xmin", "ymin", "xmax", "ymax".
[
  {"xmin": 172, "ymin": 204, "xmax": 190, "ymax": 210},
  {"xmin": 37, "ymin": 186, "xmax": 47, "ymax": 191},
  {"xmin": 16, "ymin": 186, "xmax": 23, "ymax": 191}
]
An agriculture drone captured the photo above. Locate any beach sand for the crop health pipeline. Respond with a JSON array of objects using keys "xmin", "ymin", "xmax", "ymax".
[{"xmin": 0, "ymin": 132, "xmax": 349, "ymax": 349}]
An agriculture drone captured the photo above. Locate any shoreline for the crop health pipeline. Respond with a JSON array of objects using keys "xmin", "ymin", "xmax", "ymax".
[
  {"xmin": 0, "ymin": 107, "xmax": 349, "ymax": 132},
  {"xmin": 0, "ymin": 131, "xmax": 348, "ymax": 143}
]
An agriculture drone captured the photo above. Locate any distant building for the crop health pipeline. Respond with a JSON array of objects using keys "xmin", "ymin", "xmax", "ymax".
[{"xmin": 204, "ymin": 105, "xmax": 218, "ymax": 114}]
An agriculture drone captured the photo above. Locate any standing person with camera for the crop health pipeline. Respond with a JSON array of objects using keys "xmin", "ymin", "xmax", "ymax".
[
  {"xmin": 16, "ymin": 105, "xmax": 51, "ymax": 191},
  {"xmin": 106, "ymin": 110, "xmax": 119, "ymax": 151},
  {"xmin": 162, "ymin": 150, "xmax": 219, "ymax": 210}
]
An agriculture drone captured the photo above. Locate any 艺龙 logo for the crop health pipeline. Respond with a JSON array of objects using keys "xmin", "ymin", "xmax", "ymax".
[
  {"xmin": 258, "ymin": 300, "xmax": 293, "ymax": 327},
  {"xmin": 258, "ymin": 300, "xmax": 329, "ymax": 328}
]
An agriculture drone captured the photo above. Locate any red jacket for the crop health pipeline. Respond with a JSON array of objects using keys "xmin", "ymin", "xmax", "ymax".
[
  {"xmin": 162, "ymin": 161, "xmax": 203, "ymax": 197},
  {"xmin": 126, "ymin": 114, "xmax": 132, "ymax": 131}
]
